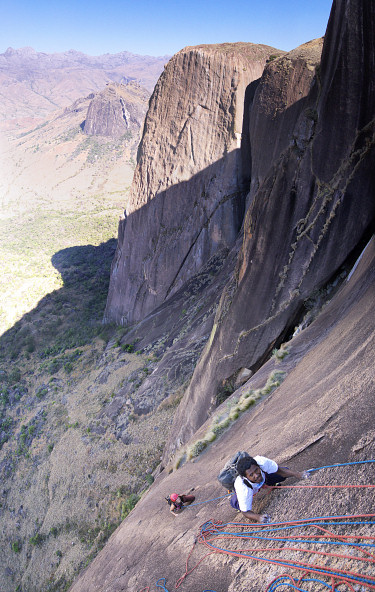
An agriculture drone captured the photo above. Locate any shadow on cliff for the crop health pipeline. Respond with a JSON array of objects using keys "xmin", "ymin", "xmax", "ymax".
[
  {"xmin": 104, "ymin": 79, "xmax": 316, "ymax": 326},
  {"xmin": 0, "ymin": 239, "xmax": 117, "ymax": 364}
]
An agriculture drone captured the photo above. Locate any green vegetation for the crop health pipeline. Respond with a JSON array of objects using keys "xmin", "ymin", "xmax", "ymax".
[
  {"xmin": 56, "ymin": 126, "xmax": 82, "ymax": 143},
  {"xmin": 29, "ymin": 532, "xmax": 46, "ymax": 546},
  {"xmin": 16, "ymin": 414, "xmax": 47, "ymax": 456},
  {"xmin": 36, "ymin": 387, "xmax": 48, "ymax": 399},
  {"xmin": 119, "ymin": 493, "xmax": 140, "ymax": 520},
  {"xmin": 0, "ymin": 200, "xmax": 123, "ymax": 338},
  {"xmin": 272, "ymin": 345, "xmax": 290, "ymax": 361},
  {"xmin": 11, "ymin": 540, "xmax": 22, "ymax": 553},
  {"xmin": 183, "ymin": 369, "xmax": 287, "ymax": 464},
  {"xmin": 0, "ymin": 414, "xmax": 13, "ymax": 447},
  {"xmin": 70, "ymin": 134, "xmax": 130, "ymax": 164},
  {"xmin": 0, "ymin": 235, "xmax": 118, "ymax": 368},
  {"xmin": 121, "ymin": 343, "xmax": 135, "ymax": 353}
]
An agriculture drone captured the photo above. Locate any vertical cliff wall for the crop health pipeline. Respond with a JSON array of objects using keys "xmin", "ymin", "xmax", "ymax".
[
  {"xmin": 104, "ymin": 43, "xmax": 283, "ymax": 324},
  {"xmin": 166, "ymin": 0, "xmax": 375, "ymax": 456}
]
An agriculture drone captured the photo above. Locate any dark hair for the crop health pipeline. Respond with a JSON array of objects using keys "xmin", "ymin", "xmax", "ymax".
[{"xmin": 236, "ymin": 456, "xmax": 258, "ymax": 477}]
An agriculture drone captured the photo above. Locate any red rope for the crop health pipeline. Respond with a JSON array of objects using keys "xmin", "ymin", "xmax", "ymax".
[
  {"xmin": 174, "ymin": 544, "xmax": 217, "ymax": 589},
  {"xmin": 219, "ymin": 513, "xmax": 375, "ymax": 528},
  {"xmin": 268, "ymin": 484, "xmax": 375, "ymax": 489},
  {"xmin": 200, "ymin": 542, "xmax": 375, "ymax": 589}
]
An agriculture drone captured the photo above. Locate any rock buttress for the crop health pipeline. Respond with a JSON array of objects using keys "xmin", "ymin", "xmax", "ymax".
[{"xmin": 104, "ymin": 43, "xmax": 283, "ymax": 324}]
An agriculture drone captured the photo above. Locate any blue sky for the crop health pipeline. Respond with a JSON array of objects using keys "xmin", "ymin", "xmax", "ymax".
[{"xmin": 1, "ymin": 0, "xmax": 333, "ymax": 57}]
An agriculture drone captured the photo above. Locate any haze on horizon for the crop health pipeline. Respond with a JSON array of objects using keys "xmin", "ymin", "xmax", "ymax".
[{"xmin": 2, "ymin": 0, "xmax": 332, "ymax": 58}]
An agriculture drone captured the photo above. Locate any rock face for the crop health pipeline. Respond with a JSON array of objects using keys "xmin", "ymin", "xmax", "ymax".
[
  {"xmin": 104, "ymin": 43, "xmax": 283, "ymax": 324},
  {"xmin": 248, "ymin": 38, "xmax": 323, "ymax": 198},
  {"xmin": 165, "ymin": 0, "xmax": 375, "ymax": 456},
  {"xmin": 83, "ymin": 82, "xmax": 149, "ymax": 139}
]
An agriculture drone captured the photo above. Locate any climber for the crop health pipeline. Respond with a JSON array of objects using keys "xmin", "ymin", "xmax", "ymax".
[
  {"xmin": 167, "ymin": 492, "xmax": 195, "ymax": 515},
  {"xmin": 231, "ymin": 455, "xmax": 308, "ymax": 523}
]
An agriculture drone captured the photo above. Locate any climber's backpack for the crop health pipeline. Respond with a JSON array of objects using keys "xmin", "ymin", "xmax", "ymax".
[{"xmin": 217, "ymin": 451, "xmax": 251, "ymax": 491}]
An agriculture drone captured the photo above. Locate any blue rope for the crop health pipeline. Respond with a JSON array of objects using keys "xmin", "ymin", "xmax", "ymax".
[
  {"xmin": 200, "ymin": 515, "xmax": 375, "ymax": 588},
  {"xmin": 307, "ymin": 459, "xmax": 375, "ymax": 472},
  {"xmin": 216, "ymin": 519, "xmax": 375, "ymax": 542},
  {"xmin": 207, "ymin": 515, "xmax": 375, "ymax": 530},
  {"xmin": 268, "ymin": 576, "xmax": 333, "ymax": 591},
  {"xmin": 267, "ymin": 579, "xmax": 308, "ymax": 592},
  {"xmin": 215, "ymin": 533, "xmax": 374, "ymax": 548},
  {"xmin": 188, "ymin": 494, "xmax": 231, "ymax": 507},
  {"xmin": 158, "ymin": 460, "xmax": 375, "ymax": 591}
]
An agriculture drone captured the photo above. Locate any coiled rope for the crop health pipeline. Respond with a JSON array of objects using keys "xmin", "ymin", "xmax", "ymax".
[{"xmin": 198, "ymin": 515, "xmax": 375, "ymax": 588}]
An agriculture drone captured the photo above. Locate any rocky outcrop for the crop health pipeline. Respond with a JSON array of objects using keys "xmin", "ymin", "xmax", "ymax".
[
  {"xmin": 104, "ymin": 43, "xmax": 283, "ymax": 324},
  {"xmin": 166, "ymin": 0, "xmax": 375, "ymax": 456},
  {"xmin": 83, "ymin": 82, "xmax": 149, "ymax": 139}
]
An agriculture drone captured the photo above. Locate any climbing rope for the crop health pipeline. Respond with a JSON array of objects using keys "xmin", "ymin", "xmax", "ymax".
[
  {"xmin": 187, "ymin": 494, "xmax": 231, "ymax": 507},
  {"xmin": 265, "ymin": 573, "xmax": 358, "ymax": 592},
  {"xmin": 177, "ymin": 460, "xmax": 375, "ymax": 591},
  {"xmin": 198, "ymin": 515, "xmax": 375, "ymax": 589},
  {"xmin": 307, "ymin": 460, "xmax": 375, "ymax": 473}
]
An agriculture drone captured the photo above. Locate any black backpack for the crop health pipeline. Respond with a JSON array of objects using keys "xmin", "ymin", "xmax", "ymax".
[{"xmin": 217, "ymin": 451, "xmax": 251, "ymax": 491}]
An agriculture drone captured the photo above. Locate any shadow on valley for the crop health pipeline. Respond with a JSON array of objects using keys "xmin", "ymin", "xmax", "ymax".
[{"xmin": 0, "ymin": 239, "xmax": 117, "ymax": 380}]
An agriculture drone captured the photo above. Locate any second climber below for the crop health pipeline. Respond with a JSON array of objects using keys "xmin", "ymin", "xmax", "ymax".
[{"xmin": 168, "ymin": 492, "xmax": 195, "ymax": 514}]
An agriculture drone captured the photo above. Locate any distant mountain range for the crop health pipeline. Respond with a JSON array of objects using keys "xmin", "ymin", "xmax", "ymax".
[{"xmin": 0, "ymin": 47, "xmax": 169, "ymax": 129}]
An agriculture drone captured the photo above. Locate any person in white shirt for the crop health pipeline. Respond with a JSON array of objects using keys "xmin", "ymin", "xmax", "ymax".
[{"xmin": 231, "ymin": 455, "xmax": 307, "ymax": 523}]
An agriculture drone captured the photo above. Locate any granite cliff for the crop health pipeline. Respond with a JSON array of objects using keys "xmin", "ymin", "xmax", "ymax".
[
  {"xmin": 70, "ymin": 235, "xmax": 375, "ymax": 592},
  {"xmin": 104, "ymin": 43, "xmax": 283, "ymax": 324}
]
